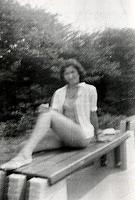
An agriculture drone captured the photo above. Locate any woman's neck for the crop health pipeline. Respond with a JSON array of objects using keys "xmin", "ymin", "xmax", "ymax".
[{"xmin": 67, "ymin": 83, "xmax": 79, "ymax": 89}]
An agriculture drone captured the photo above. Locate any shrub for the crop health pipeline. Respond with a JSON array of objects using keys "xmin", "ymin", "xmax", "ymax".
[
  {"xmin": 98, "ymin": 113, "xmax": 126, "ymax": 130},
  {"xmin": 3, "ymin": 120, "xmax": 19, "ymax": 137},
  {"xmin": 2, "ymin": 113, "xmax": 36, "ymax": 138}
]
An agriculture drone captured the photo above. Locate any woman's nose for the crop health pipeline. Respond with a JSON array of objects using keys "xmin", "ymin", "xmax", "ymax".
[{"xmin": 69, "ymin": 73, "xmax": 73, "ymax": 79}]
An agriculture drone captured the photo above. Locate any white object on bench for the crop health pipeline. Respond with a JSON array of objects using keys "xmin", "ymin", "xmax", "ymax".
[{"xmin": 102, "ymin": 128, "xmax": 116, "ymax": 135}]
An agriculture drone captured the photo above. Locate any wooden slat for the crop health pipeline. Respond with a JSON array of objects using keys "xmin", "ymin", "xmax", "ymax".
[
  {"xmin": 16, "ymin": 148, "xmax": 79, "ymax": 177},
  {"xmin": 14, "ymin": 131, "xmax": 129, "ymax": 185},
  {"xmin": 17, "ymin": 150, "xmax": 60, "ymax": 172}
]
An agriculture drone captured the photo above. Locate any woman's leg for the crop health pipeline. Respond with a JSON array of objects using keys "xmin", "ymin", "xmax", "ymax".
[
  {"xmin": 21, "ymin": 109, "xmax": 89, "ymax": 154},
  {"xmin": 1, "ymin": 109, "xmax": 90, "ymax": 169},
  {"xmin": 18, "ymin": 129, "xmax": 63, "ymax": 153},
  {"xmin": 51, "ymin": 110, "xmax": 90, "ymax": 147}
]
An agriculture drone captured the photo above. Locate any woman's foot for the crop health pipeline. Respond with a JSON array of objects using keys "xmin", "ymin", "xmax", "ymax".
[{"xmin": 0, "ymin": 154, "xmax": 32, "ymax": 170}]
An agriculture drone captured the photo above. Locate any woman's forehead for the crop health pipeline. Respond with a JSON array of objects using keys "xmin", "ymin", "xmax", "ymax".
[{"xmin": 64, "ymin": 65, "xmax": 77, "ymax": 73}]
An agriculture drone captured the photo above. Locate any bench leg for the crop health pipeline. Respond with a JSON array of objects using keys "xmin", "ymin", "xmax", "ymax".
[
  {"xmin": 106, "ymin": 151, "xmax": 115, "ymax": 168},
  {"xmin": 102, "ymin": 142, "xmax": 127, "ymax": 170},
  {"xmin": 0, "ymin": 170, "xmax": 6, "ymax": 200},
  {"xmin": 94, "ymin": 156, "xmax": 108, "ymax": 168},
  {"xmin": 6, "ymin": 174, "xmax": 27, "ymax": 200},
  {"xmin": 130, "ymin": 121, "xmax": 135, "ymax": 133},
  {"xmin": 114, "ymin": 142, "xmax": 127, "ymax": 170},
  {"xmin": 93, "ymin": 158, "xmax": 101, "ymax": 168},
  {"xmin": 94, "ymin": 153, "xmax": 115, "ymax": 169},
  {"xmin": 27, "ymin": 177, "xmax": 67, "ymax": 200}
]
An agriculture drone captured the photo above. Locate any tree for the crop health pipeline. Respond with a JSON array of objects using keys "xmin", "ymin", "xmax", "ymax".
[{"xmin": 0, "ymin": 0, "xmax": 70, "ymax": 120}]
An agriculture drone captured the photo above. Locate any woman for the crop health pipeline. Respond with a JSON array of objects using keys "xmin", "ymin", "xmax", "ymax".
[{"xmin": 1, "ymin": 58, "xmax": 99, "ymax": 170}]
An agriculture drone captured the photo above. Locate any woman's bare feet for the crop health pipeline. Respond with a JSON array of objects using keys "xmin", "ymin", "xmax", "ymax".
[{"xmin": 0, "ymin": 154, "xmax": 32, "ymax": 170}]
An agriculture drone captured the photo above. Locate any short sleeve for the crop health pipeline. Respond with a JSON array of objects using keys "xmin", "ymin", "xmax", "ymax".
[{"xmin": 90, "ymin": 86, "xmax": 98, "ymax": 112}]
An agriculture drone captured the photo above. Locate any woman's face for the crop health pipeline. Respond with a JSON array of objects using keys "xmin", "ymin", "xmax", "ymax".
[{"xmin": 64, "ymin": 65, "xmax": 80, "ymax": 86}]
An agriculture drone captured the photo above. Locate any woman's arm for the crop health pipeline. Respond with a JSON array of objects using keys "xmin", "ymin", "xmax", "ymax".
[
  {"xmin": 89, "ymin": 86, "xmax": 99, "ymax": 141},
  {"xmin": 91, "ymin": 111, "xmax": 113, "ymax": 143},
  {"xmin": 90, "ymin": 111, "xmax": 99, "ymax": 141}
]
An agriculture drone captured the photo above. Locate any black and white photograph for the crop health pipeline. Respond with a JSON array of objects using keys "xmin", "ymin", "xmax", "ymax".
[{"xmin": 0, "ymin": 0, "xmax": 135, "ymax": 199}]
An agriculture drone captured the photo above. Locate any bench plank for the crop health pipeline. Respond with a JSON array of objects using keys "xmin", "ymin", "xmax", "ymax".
[
  {"xmin": 15, "ymin": 149, "xmax": 79, "ymax": 178},
  {"xmin": 18, "ymin": 150, "xmax": 61, "ymax": 172},
  {"xmin": 14, "ymin": 131, "xmax": 129, "ymax": 185}
]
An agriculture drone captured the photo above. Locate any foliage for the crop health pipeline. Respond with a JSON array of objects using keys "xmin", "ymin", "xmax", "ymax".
[
  {"xmin": 2, "ymin": 112, "xmax": 35, "ymax": 137},
  {"xmin": 0, "ymin": 0, "xmax": 68, "ymax": 120},
  {"xmin": 98, "ymin": 113, "xmax": 126, "ymax": 129},
  {"xmin": 2, "ymin": 120, "xmax": 19, "ymax": 137}
]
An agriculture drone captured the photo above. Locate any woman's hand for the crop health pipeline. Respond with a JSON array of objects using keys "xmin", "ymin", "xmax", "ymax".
[
  {"xmin": 95, "ymin": 138, "xmax": 112, "ymax": 143},
  {"xmin": 95, "ymin": 134, "xmax": 115, "ymax": 143},
  {"xmin": 38, "ymin": 103, "xmax": 50, "ymax": 113}
]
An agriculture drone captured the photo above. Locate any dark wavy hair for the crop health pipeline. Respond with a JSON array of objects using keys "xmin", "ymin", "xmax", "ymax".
[{"xmin": 60, "ymin": 58, "xmax": 86, "ymax": 84}]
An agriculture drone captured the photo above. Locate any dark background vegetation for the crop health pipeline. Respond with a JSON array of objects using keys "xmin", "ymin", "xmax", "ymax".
[{"xmin": 0, "ymin": 0, "xmax": 135, "ymax": 137}]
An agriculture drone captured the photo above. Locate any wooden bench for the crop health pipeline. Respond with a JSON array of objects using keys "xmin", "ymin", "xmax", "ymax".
[{"xmin": 0, "ymin": 120, "xmax": 130, "ymax": 200}]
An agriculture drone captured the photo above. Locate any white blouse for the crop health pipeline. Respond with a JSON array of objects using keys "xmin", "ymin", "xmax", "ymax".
[{"xmin": 51, "ymin": 82, "xmax": 97, "ymax": 138}]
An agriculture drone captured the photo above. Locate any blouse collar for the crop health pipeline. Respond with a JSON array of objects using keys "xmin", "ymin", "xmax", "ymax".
[{"xmin": 65, "ymin": 82, "xmax": 86, "ymax": 89}]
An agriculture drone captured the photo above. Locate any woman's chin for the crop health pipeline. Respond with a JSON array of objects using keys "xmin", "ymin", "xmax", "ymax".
[{"xmin": 68, "ymin": 81, "xmax": 79, "ymax": 86}]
